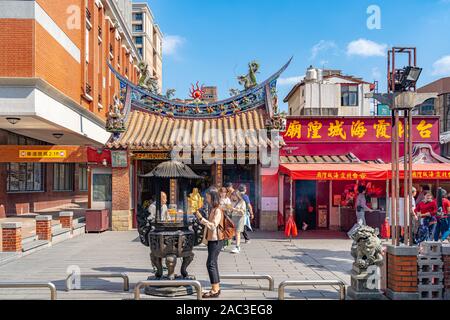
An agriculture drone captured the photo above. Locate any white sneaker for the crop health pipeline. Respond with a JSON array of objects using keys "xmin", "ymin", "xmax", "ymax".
[{"xmin": 231, "ymin": 246, "xmax": 240, "ymax": 254}]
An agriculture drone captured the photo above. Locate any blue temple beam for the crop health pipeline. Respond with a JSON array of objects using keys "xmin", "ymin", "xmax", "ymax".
[{"xmin": 107, "ymin": 57, "xmax": 292, "ymax": 119}]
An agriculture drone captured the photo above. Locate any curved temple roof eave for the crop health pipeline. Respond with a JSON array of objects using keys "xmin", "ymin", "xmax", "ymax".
[{"xmin": 107, "ymin": 57, "xmax": 293, "ymax": 109}]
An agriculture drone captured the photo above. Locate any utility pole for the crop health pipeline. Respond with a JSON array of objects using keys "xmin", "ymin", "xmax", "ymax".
[{"xmin": 367, "ymin": 47, "xmax": 436, "ymax": 246}]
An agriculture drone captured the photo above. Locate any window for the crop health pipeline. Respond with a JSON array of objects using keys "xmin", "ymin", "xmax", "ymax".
[
  {"xmin": 133, "ymin": 24, "xmax": 143, "ymax": 32},
  {"xmin": 7, "ymin": 163, "xmax": 44, "ymax": 192},
  {"xmin": 93, "ymin": 174, "xmax": 112, "ymax": 201},
  {"xmin": 135, "ymin": 36, "xmax": 143, "ymax": 45},
  {"xmin": 79, "ymin": 165, "xmax": 88, "ymax": 192},
  {"xmin": 138, "ymin": 48, "xmax": 143, "ymax": 56},
  {"xmin": 85, "ymin": 27, "xmax": 90, "ymax": 63},
  {"xmin": 341, "ymin": 85, "xmax": 359, "ymax": 106},
  {"xmin": 53, "ymin": 164, "xmax": 74, "ymax": 191},
  {"xmin": 6, "ymin": 131, "xmax": 47, "ymax": 145},
  {"xmin": 134, "ymin": 13, "xmax": 143, "ymax": 20}
]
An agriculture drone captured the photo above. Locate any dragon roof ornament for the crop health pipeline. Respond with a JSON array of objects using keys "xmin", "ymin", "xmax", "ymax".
[{"xmin": 108, "ymin": 57, "xmax": 292, "ymax": 120}]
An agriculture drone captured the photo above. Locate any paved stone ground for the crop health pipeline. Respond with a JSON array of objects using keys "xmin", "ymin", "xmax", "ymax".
[{"xmin": 0, "ymin": 230, "xmax": 353, "ymax": 300}]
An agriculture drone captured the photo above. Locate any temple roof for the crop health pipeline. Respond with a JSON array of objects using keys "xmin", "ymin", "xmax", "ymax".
[
  {"xmin": 110, "ymin": 58, "xmax": 291, "ymax": 119},
  {"xmin": 107, "ymin": 107, "xmax": 274, "ymax": 150}
]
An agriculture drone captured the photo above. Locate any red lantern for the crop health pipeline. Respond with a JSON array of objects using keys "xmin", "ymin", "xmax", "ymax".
[
  {"xmin": 284, "ymin": 214, "xmax": 298, "ymax": 239},
  {"xmin": 381, "ymin": 218, "xmax": 390, "ymax": 239}
]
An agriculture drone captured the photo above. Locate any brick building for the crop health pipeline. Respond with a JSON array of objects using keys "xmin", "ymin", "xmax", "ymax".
[{"xmin": 0, "ymin": 0, "xmax": 149, "ymax": 217}]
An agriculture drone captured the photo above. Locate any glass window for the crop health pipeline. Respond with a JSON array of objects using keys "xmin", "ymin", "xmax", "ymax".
[
  {"xmin": 93, "ymin": 174, "xmax": 112, "ymax": 201},
  {"xmin": 134, "ymin": 13, "xmax": 143, "ymax": 20},
  {"xmin": 135, "ymin": 36, "xmax": 143, "ymax": 45},
  {"xmin": 133, "ymin": 25, "xmax": 143, "ymax": 32},
  {"xmin": 53, "ymin": 164, "xmax": 74, "ymax": 191},
  {"xmin": 7, "ymin": 163, "xmax": 44, "ymax": 192},
  {"xmin": 79, "ymin": 165, "xmax": 88, "ymax": 192},
  {"xmin": 341, "ymin": 85, "xmax": 359, "ymax": 106},
  {"xmin": 138, "ymin": 48, "xmax": 143, "ymax": 56}
]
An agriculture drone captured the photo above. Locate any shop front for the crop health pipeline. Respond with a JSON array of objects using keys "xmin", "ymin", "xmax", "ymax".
[
  {"xmin": 0, "ymin": 144, "xmax": 89, "ymax": 217},
  {"xmin": 108, "ymin": 110, "xmax": 268, "ymax": 230},
  {"xmin": 276, "ymin": 116, "xmax": 450, "ymax": 232}
]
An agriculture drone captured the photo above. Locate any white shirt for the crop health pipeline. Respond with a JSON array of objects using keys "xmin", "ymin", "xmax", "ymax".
[{"xmin": 148, "ymin": 202, "xmax": 172, "ymax": 222}]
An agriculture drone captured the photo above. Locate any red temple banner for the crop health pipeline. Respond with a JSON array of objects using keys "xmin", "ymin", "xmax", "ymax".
[{"xmin": 281, "ymin": 117, "xmax": 439, "ymax": 144}]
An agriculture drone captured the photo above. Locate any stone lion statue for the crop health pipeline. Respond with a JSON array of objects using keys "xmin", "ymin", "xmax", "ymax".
[{"xmin": 350, "ymin": 225, "xmax": 384, "ymax": 270}]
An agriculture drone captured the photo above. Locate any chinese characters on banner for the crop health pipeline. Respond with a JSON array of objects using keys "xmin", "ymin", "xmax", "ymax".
[
  {"xmin": 313, "ymin": 171, "xmax": 450, "ymax": 180},
  {"xmin": 282, "ymin": 118, "xmax": 438, "ymax": 142}
]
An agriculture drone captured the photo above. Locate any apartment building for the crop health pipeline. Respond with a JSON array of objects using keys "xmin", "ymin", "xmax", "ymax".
[
  {"xmin": 418, "ymin": 77, "xmax": 450, "ymax": 156},
  {"xmin": 0, "ymin": 0, "xmax": 142, "ymax": 216},
  {"xmin": 132, "ymin": 2, "xmax": 163, "ymax": 91},
  {"xmin": 284, "ymin": 66, "xmax": 375, "ymax": 116}
]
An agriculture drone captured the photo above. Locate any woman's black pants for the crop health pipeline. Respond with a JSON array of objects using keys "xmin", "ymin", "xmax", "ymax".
[{"xmin": 207, "ymin": 240, "xmax": 223, "ymax": 284}]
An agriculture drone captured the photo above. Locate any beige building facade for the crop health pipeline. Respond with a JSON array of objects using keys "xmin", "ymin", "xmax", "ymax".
[
  {"xmin": 284, "ymin": 66, "xmax": 375, "ymax": 116},
  {"xmin": 132, "ymin": 2, "xmax": 163, "ymax": 92}
]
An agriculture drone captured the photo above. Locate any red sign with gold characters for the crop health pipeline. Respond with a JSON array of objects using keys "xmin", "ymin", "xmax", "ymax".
[{"xmin": 282, "ymin": 117, "xmax": 439, "ymax": 143}]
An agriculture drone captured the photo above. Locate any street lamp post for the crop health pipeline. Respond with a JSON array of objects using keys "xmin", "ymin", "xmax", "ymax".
[{"xmin": 367, "ymin": 91, "xmax": 437, "ymax": 246}]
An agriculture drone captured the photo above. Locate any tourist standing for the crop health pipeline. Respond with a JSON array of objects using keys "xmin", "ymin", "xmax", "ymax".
[
  {"xmin": 225, "ymin": 182, "xmax": 235, "ymax": 198},
  {"xmin": 416, "ymin": 185, "xmax": 431, "ymax": 205},
  {"xmin": 229, "ymin": 191, "xmax": 246, "ymax": 254},
  {"xmin": 347, "ymin": 185, "xmax": 373, "ymax": 238},
  {"xmin": 435, "ymin": 188, "xmax": 450, "ymax": 241},
  {"xmin": 194, "ymin": 187, "xmax": 224, "ymax": 298},
  {"xmin": 238, "ymin": 184, "xmax": 254, "ymax": 244},
  {"xmin": 415, "ymin": 192, "xmax": 438, "ymax": 241},
  {"xmin": 219, "ymin": 187, "xmax": 232, "ymax": 250},
  {"xmin": 441, "ymin": 193, "xmax": 450, "ymax": 243},
  {"xmin": 411, "ymin": 187, "xmax": 420, "ymax": 243}
]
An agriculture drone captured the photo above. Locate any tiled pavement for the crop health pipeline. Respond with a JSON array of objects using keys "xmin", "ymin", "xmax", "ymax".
[{"xmin": 0, "ymin": 231, "xmax": 353, "ymax": 300}]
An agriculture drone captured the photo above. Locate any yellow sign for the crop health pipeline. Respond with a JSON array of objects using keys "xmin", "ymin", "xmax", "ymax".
[{"xmin": 19, "ymin": 150, "xmax": 67, "ymax": 159}]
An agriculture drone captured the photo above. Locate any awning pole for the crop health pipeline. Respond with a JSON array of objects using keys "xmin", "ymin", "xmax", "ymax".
[{"xmin": 290, "ymin": 178, "xmax": 293, "ymax": 212}]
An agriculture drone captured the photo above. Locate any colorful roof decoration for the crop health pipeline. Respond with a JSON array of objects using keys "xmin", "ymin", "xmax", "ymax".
[{"xmin": 108, "ymin": 58, "xmax": 292, "ymax": 120}]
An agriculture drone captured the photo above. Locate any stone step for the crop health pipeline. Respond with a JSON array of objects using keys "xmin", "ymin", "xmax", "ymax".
[
  {"xmin": 22, "ymin": 240, "xmax": 49, "ymax": 253},
  {"xmin": 51, "ymin": 223, "xmax": 63, "ymax": 232},
  {"xmin": 73, "ymin": 222, "xmax": 86, "ymax": 230},
  {"xmin": 52, "ymin": 228, "xmax": 71, "ymax": 237},
  {"xmin": 22, "ymin": 235, "xmax": 38, "ymax": 245}
]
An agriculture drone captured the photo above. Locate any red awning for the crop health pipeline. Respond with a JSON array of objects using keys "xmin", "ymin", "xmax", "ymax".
[
  {"xmin": 279, "ymin": 163, "xmax": 450, "ymax": 181},
  {"xmin": 397, "ymin": 163, "xmax": 450, "ymax": 180},
  {"xmin": 279, "ymin": 163, "xmax": 388, "ymax": 181}
]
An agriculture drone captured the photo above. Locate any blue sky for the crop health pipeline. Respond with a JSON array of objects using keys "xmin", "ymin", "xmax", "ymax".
[{"xmin": 144, "ymin": 0, "xmax": 450, "ymax": 111}]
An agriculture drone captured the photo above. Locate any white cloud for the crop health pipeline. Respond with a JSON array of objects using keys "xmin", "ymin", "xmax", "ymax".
[
  {"xmin": 432, "ymin": 55, "xmax": 450, "ymax": 76},
  {"xmin": 346, "ymin": 38, "xmax": 387, "ymax": 57},
  {"xmin": 162, "ymin": 35, "xmax": 186, "ymax": 56},
  {"xmin": 311, "ymin": 40, "xmax": 337, "ymax": 60},
  {"xmin": 278, "ymin": 75, "xmax": 305, "ymax": 86},
  {"xmin": 371, "ymin": 67, "xmax": 381, "ymax": 80}
]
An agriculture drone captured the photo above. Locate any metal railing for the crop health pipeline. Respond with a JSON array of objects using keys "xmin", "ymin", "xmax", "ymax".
[
  {"xmin": 65, "ymin": 273, "xmax": 129, "ymax": 292},
  {"xmin": 278, "ymin": 280, "xmax": 346, "ymax": 300},
  {"xmin": 134, "ymin": 280, "xmax": 203, "ymax": 300},
  {"xmin": 0, "ymin": 281, "xmax": 57, "ymax": 300},
  {"xmin": 221, "ymin": 274, "xmax": 275, "ymax": 291}
]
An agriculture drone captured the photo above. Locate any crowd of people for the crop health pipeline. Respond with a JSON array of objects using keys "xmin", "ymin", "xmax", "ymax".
[
  {"xmin": 413, "ymin": 186, "xmax": 450, "ymax": 244},
  {"xmin": 348, "ymin": 184, "xmax": 450, "ymax": 244}
]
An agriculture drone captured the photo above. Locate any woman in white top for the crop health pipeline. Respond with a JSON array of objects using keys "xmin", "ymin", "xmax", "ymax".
[
  {"xmin": 229, "ymin": 191, "xmax": 246, "ymax": 254},
  {"xmin": 194, "ymin": 187, "xmax": 224, "ymax": 298}
]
